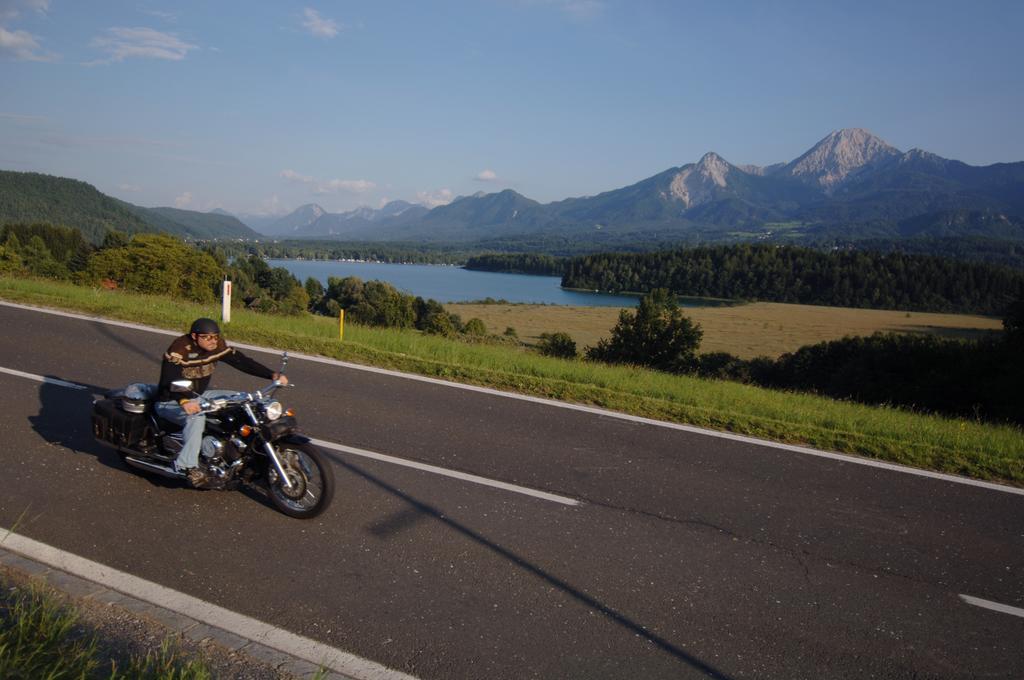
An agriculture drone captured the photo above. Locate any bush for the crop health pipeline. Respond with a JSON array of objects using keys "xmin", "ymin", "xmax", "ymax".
[
  {"xmin": 463, "ymin": 318, "xmax": 487, "ymax": 336},
  {"xmin": 537, "ymin": 332, "xmax": 577, "ymax": 358},
  {"xmin": 422, "ymin": 310, "xmax": 458, "ymax": 337}
]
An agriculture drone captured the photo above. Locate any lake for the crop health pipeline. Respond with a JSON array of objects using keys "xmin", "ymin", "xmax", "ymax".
[{"xmin": 268, "ymin": 259, "xmax": 641, "ymax": 307}]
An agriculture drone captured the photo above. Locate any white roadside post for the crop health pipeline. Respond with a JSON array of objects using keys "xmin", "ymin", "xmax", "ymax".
[{"xmin": 221, "ymin": 279, "xmax": 232, "ymax": 324}]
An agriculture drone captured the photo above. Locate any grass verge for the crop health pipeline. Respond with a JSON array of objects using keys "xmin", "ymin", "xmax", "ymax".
[
  {"xmin": 2, "ymin": 275, "xmax": 1021, "ymax": 485},
  {"xmin": 0, "ymin": 571, "xmax": 212, "ymax": 679}
]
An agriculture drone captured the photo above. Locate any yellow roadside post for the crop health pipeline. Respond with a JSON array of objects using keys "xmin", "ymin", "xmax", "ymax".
[{"xmin": 339, "ymin": 309, "xmax": 345, "ymax": 341}]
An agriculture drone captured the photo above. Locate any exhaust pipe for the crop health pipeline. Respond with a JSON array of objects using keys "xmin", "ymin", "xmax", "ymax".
[{"xmin": 123, "ymin": 456, "xmax": 184, "ymax": 479}]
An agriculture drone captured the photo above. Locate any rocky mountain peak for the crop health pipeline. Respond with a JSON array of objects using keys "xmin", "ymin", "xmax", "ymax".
[
  {"xmin": 900, "ymin": 148, "xmax": 950, "ymax": 168},
  {"xmin": 668, "ymin": 152, "xmax": 735, "ymax": 208},
  {"xmin": 784, "ymin": 128, "xmax": 901, "ymax": 193},
  {"xmin": 696, "ymin": 152, "xmax": 732, "ymax": 186}
]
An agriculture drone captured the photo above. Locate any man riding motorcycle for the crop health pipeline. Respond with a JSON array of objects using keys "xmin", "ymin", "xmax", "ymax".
[{"xmin": 155, "ymin": 317, "xmax": 288, "ymax": 487}]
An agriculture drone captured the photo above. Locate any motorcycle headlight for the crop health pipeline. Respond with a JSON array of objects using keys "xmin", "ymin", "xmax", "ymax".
[{"xmin": 264, "ymin": 401, "xmax": 283, "ymax": 421}]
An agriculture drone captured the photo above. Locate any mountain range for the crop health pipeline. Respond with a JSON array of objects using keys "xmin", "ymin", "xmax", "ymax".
[
  {"xmin": 234, "ymin": 128, "xmax": 1024, "ymax": 244},
  {"xmin": 3, "ymin": 128, "xmax": 1023, "ymax": 247}
]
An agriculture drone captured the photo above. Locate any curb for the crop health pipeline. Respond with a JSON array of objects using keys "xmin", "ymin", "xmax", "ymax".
[{"xmin": 0, "ymin": 544, "xmax": 357, "ymax": 680}]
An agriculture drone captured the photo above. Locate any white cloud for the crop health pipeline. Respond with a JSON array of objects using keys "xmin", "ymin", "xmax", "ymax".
[
  {"xmin": 0, "ymin": 111, "xmax": 48, "ymax": 122},
  {"xmin": 280, "ymin": 168, "xmax": 375, "ymax": 194},
  {"xmin": 38, "ymin": 133, "xmax": 178, "ymax": 148},
  {"xmin": 0, "ymin": 0, "xmax": 49, "ymax": 21},
  {"xmin": 174, "ymin": 191, "xmax": 192, "ymax": 208},
  {"xmin": 475, "ymin": 169, "xmax": 498, "ymax": 182},
  {"xmin": 515, "ymin": 0, "xmax": 605, "ymax": 20},
  {"xmin": 318, "ymin": 178, "xmax": 374, "ymax": 193},
  {"xmin": 89, "ymin": 27, "xmax": 197, "ymax": 63},
  {"xmin": 416, "ymin": 188, "xmax": 454, "ymax": 208},
  {"xmin": 260, "ymin": 194, "xmax": 284, "ymax": 215},
  {"xmin": 139, "ymin": 8, "xmax": 176, "ymax": 23},
  {"xmin": 280, "ymin": 168, "xmax": 315, "ymax": 185},
  {"xmin": 301, "ymin": 7, "xmax": 339, "ymax": 38},
  {"xmin": 0, "ymin": 24, "xmax": 56, "ymax": 61}
]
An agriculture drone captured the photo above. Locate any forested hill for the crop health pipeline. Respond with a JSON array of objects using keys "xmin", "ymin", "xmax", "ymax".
[
  {"xmin": 0, "ymin": 170, "xmax": 152, "ymax": 243},
  {"xmin": 117, "ymin": 203, "xmax": 259, "ymax": 240},
  {"xmin": 0, "ymin": 170, "xmax": 259, "ymax": 243},
  {"xmin": 562, "ymin": 244, "xmax": 1024, "ymax": 315}
]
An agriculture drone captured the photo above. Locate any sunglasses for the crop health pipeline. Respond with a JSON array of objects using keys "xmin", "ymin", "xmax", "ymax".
[{"xmin": 196, "ymin": 333, "xmax": 220, "ymax": 341}]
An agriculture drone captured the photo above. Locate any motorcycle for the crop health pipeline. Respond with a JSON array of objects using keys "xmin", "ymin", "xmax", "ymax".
[{"xmin": 91, "ymin": 353, "xmax": 335, "ymax": 519}]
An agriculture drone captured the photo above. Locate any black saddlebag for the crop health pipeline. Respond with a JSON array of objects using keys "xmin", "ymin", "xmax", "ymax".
[{"xmin": 92, "ymin": 398, "xmax": 153, "ymax": 449}]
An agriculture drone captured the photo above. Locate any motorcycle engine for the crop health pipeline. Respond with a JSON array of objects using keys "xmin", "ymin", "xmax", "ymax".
[{"xmin": 200, "ymin": 435, "xmax": 225, "ymax": 461}]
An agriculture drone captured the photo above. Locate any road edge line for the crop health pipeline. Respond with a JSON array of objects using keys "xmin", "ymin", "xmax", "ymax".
[
  {"xmin": 0, "ymin": 527, "xmax": 419, "ymax": 680},
  {"xmin": 2, "ymin": 299, "xmax": 1021, "ymax": 497}
]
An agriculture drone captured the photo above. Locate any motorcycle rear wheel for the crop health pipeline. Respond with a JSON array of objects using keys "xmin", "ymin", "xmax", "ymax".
[{"xmin": 266, "ymin": 442, "xmax": 335, "ymax": 519}]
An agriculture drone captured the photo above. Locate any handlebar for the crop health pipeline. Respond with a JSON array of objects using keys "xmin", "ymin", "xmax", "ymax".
[{"xmin": 195, "ymin": 379, "xmax": 292, "ymax": 413}]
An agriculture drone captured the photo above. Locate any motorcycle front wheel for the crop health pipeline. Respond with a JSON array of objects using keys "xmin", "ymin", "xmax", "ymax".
[{"xmin": 265, "ymin": 442, "xmax": 336, "ymax": 519}]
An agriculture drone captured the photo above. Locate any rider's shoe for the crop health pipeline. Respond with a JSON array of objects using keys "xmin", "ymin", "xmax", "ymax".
[{"xmin": 186, "ymin": 468, "xmax": 209, "ymax": 488}]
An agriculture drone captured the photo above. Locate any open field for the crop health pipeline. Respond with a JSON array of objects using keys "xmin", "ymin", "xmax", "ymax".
[
  {"xmin": 1, "ymin": 275, "xmax": 1020, "ymax": 485},
  {"xmin": 447, "ymin": 301, "xmax": 1004, "ymax": 359}
]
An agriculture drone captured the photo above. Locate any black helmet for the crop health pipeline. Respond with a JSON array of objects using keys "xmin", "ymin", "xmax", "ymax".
[{"xmin": 190, "ymin": 317, "xmax": 221, "ymax": 335}]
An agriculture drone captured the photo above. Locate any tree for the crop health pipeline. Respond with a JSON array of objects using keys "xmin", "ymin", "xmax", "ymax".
[
  {"xmin": 1004, "ymin": 293, "xmax": 1024, "ymax": 347},
  {"xmin": 586, "ymin": 288, "xmax": 703, "ymax": 373},
  {"xmin": 21, "ymin": 235, "xmax": 69, "ymax": 279},
  {"xmin": 86, "ymin": 233, "xmax": 222, "ymax": 302},
  {"xmin": 537, "ymin": 332, "xmax": 577, "ymax": 358},
  {"xmin": 413, "ymin": 297, "xmax": 448, "ymax": 330},
  {"xmin": 305, "ymin": 277, "xmax": 325, "ymax": 312},
  {"xmin": 0, "ymin": 233, "xmax": 24, "ymax": 275},
  {"xmin": 101, "ymin": 230, "xmax": 131, "ymax": 250},
  {"xmin": 349, "ymin": 280, "xmax": 415, "ymax": 328}
]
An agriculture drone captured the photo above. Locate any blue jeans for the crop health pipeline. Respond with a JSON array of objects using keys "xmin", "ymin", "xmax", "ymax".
[{"xmin": 155, "ymin": 389, "xmax": 236, "ymax": 472}]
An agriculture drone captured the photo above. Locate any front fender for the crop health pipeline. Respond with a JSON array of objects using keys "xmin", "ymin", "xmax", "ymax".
[{"xmin": 277, "ymin": 432, "xmax": 312, "ymax": 445}]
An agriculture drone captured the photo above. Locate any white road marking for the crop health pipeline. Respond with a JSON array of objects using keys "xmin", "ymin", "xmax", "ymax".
[
  {"xmin": 0, "ymin": 529, "xmax": 419, "ymax": 680},
  {"xmin": 0, "ymin": 361, "xmax": 581, "ymax": 506},
  {"xmin": 0, "ymin": 365, "xmax": 88, "ymax": 390},
  {"xmin": 959, "ymin": 594, "xmax": 1024, "ymax": 619},
  {"xmin": 2, "ymin": 299, "xmax": 1022, "ymax": 497},
  {"xmin": 312, "ymin": 439, "xmax": 581, "ymax": 506}
]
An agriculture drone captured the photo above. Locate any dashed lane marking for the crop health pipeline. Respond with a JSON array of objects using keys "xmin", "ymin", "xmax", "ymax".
[
  {"xmin": 0, "ymin": 362, "xmax": 581, "ymax": 507},
  {"xmin": 312, "ymin": 438, "xmax": 581, "ymax": 506},
  {"xmin": 959, "ymin": 594, "xmax": 1024, "ymax": 619}
]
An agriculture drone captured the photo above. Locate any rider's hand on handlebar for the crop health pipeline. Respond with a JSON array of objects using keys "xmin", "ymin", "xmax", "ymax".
[
  {"xmin": 182, "ymin": 399, "xmax": 201, "ymax": 415},
  {"xmin": 273, "ymin": 372, "xmax": 289, "ymax": 386}
]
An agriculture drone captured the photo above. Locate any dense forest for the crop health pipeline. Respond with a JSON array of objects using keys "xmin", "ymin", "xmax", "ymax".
[
  {"xmin": 561, "ymin": 244, "xmax": 1024, "ymax": 315},
  {"xmin": 464, "ymin": 253, "xmax": 565, "ymax": 276}
]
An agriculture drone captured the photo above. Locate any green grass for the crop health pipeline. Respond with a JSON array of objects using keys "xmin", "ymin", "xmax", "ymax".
[
  {"xmin": 0, "ymin": 573, "xmax": 212, "ymax": 679},
  {"xmin": 2, "ymin": 275, "xmax": 1022, "ymax": 484}
]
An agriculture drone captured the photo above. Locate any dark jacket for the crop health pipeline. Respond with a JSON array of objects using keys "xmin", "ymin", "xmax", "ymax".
[{"xmin": 157, "ymin": 334, "xmax": 274, "ymax": 402}]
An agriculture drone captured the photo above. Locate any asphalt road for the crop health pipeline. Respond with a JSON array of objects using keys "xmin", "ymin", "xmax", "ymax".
[{"xmin": 0, "ymin": 302, "xmax": 1021, "ymax": 679}]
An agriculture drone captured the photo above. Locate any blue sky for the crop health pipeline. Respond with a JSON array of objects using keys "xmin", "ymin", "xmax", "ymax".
[{"xmin": 1, "ymin": 1, "xmax": 1022, "ymax": 217}]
